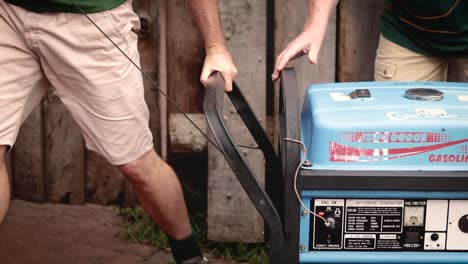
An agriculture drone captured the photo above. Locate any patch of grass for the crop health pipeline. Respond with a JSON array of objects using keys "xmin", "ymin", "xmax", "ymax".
[
  {"xmin": 204, "ymin": 241, "xmax": 268, "ymax": 264},
  {"xmin": 119, "ymin": 206, "xmax": 169, "ymax": 249},
  {"xmin": 119, "ymin": 191, "xmax": 268, "ymax": 264}
]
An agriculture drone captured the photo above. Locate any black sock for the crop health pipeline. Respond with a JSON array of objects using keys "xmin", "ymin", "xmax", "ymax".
[{"xmin": 167, "ymin": 230, "xmax": 202, "ymax": 263}]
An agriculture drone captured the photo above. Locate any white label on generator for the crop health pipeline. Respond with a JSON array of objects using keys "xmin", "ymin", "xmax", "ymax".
[
  {"xmin": 329, "ymin": 93, "xmax": 351, "ymax": 101},
  {"xmin": 458, "ymin": 95, "xmax": 468, "ymax": 102},
  {"xmin": 344, "ymin": 234, "xmax": 376, "ymax": 249},
  {"xmin": 414, "ymin": 109, "xmax": 447, "ymax": 115},
  {"xmin": 345, "ymin": 200, "xmax": 404, "ymax": 233},
  {"xmin": 380, "ymin": 234, "xmax": 397, "ymax": 240},
  {"xmin": 446, "ymin": 200, "xmax": 468, "ymax": 250},
  {"xmin": 347, "ymin": 199, "xmax": 404, "ymax": 207},
  {"xmin": 315, "ymin": 199, "xmax": 345, "ymax": 206},
  {"xmin": 425, "ymin": 200, "xmax": 448, "ymax": 231}
]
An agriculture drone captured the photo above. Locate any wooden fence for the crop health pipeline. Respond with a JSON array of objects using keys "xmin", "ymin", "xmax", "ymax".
[{"xmin": 5, "ymin": 0, "xmax": 466, "ymax": 243}]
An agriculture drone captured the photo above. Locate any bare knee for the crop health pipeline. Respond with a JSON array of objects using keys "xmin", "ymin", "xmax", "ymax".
[{"xmin": 118, "ymin": 150, "xmax": 164, "ymax": 185}]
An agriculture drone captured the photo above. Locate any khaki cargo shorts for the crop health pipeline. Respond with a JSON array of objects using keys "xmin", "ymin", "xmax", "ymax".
[
  {"xmin": 0, "ymin": 0, "xmax": 153, "ymax": 165},
  {"xmin": 375, "ymin": 34, "xmax": 468, "ymax": 81}
]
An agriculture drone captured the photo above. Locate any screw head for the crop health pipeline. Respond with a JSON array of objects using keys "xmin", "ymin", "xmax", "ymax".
[
  {"xmin": 303, "ymin": 160, "xmax": 312, "ymax": 167},
  {"xmin": 300, "ymin": 244, "xmax": 307, "ymax": 252},
  {"xmin": 302, "ymin": 210, "xmax": 308, "ymax": 216}
]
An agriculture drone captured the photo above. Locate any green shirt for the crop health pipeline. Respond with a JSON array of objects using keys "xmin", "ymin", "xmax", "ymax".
[
  {"xmin": 381, "ymin": 0, "xmax": 468, "ymax": 58},
  {"xmin": 6, "ymin": 0, "xmax": 127, "ymax": 13}
]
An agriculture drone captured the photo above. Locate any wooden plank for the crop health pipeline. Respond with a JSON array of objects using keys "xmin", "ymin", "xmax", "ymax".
[
  {"xmin": 165, "ymin": 0, "xmax": 209, "ymax": 205},
  {"xmin": 338, "ymin": 1, "xmax": 385, "ymax": 82},
  {"xmin": 13, "ymin": 106, "xmax": 45, "ymax": 202},
  {"xmin": 166, "ymin": 0, "xmax": 205, "ymax": 114},
  {"xmin": 158, "ymin": 0, "xmax": 168, "ymax": 160},
  {"xmin": 169, "ymin": 113, "xmax": 207, "ymax": 153},
  {"xmin": 207, "ymin": 0, "xmax": 267, "ymax": 243},
  {"xmin": 275, "ymin": 0, "xmax": 337, "ymax": 103},
  {"xmin": 43, "ymin": 93, "xmax": 85, "ymax": 205},
  {"xmin": 85, "ymin": 151, "xmax": 124, "ymax": 205}
]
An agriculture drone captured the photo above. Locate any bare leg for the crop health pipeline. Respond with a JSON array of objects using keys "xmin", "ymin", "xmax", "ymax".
[
  {"xmin": 0, "ymin": 146, "xmax": 10, "ymax": 225},
  {"xmin": 119, "ymin": 149, "xmax": 191, "ymax": 240}
]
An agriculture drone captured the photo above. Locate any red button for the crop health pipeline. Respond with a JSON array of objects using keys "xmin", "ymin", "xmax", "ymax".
[{"xmin": 318, "ymin": 212, "xmax": 325, "ymax": 216}]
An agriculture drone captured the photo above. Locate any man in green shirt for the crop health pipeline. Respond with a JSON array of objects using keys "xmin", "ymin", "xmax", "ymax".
[
  {"xmin": 0, "ymin": 1, "xmax": 237, "ymax": 263},
  {"xmin": 272, "ymin": 0, "xmax": 468, "ymax": 82}
]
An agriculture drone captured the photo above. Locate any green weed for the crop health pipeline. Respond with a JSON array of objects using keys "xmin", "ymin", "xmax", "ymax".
[{"xmin": 119, "ymin": 191, "xmax": 267, "ymax": 264}]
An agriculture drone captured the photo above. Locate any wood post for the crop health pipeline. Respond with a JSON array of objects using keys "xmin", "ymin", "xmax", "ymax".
[
  {"xmin": 43, "ymin": 93, "xmax": 85, "ymax": 204},
  {"xmin": 338, "ymin": 1, "xmax": 385, "ymax": 82},
  {"xmin": 207, "ymin": 0, "xmax": 267, "ymax": 243}
]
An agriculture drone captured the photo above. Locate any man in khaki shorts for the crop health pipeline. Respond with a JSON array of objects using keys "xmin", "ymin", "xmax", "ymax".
[
  {"xmin": 272, "ymin": 0, "xmax": 468, "ymax": 82},
  {"xmin": 0, "ymin": 0, "xmax": 237, "ymax": 263}
]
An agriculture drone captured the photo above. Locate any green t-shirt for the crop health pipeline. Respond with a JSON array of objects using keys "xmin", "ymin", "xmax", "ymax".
[
  {"xmin": 381, "ymin": 0, "xmax": 468, "ymax": 58},
  {"xmin": 6, "ymin": 0, "xmax": 127, "ymax": 13}
]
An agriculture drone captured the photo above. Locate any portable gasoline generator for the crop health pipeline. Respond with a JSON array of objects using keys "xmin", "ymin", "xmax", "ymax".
[{"xmin": 203, "ymin": 68, "xmax": 468, "ymax": 264}]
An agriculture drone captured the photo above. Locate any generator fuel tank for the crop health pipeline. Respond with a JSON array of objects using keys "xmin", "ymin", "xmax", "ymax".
[{"xmin": 301, "ymin": 82, "xmax": 468, "ymax": 171}]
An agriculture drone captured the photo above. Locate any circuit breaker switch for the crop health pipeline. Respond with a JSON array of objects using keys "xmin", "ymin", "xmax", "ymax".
[{"xmin": 326, "ymin": 218, "xmax": 336, "ymax": 229}]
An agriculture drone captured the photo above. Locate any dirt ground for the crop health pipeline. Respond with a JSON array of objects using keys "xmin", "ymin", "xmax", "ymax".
[{"xmin": 0, "ymin": 200, "xmax": 229, "ymax": 264}]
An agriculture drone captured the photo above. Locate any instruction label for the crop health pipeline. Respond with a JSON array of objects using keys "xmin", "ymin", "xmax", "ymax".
[
  {"xmin": 346, "ymin": 200, "xmax": 403, "ymax": 233},
  {"xmin": 344, "ymin": 234, "xmax": 376, "ymax": 249}
]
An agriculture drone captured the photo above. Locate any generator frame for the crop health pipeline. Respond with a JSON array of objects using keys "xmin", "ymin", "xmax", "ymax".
[{"xmin": 203, "ymin": 68, "xmax": 468, "ymax": 264}]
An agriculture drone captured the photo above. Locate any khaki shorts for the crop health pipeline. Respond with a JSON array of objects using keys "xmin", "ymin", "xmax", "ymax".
[
  {"xmin": 374, "ymin": 34, "xmax": 468, "ymax": 81},
  {"xmin": 0, "ymin": 0, "xmax": 153, "ymax": 165}
]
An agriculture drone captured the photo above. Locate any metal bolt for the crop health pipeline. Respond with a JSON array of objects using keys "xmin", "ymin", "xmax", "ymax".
[
  {"xmin": 302, "ymin": 210, "xmax": 308, "ymax": 217},
  {"xmin": 300, "ymin": 244, "xmax": 307, "ymax": 252},
  {"xmin": 303, "ymin": 160, "xmax": 312, "ymax": 167}
]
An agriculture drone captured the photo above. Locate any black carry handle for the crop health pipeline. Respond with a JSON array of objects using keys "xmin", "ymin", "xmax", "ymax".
[
  {"xmin": 203, "ymin": 72, "xmax": 284, "ymax": 264},
  {"xmin": 278, "ymin": 68, "xmax": 302, "ymax": 264}
]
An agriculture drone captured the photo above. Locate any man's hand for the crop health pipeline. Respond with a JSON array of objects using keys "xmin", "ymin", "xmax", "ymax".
[
  {"xmin": 186, "ymin": 0, "xmax": 237, "ymax": 92},
  {"xmin": 271, "ymin": 29, "xmax": 320, "ymax": 81},
  {"xmin": 271, "ymin": 0, "xmax": 339, "ymax": 81},
  {"xmin": 200, "ymin": 44, "xmax": 238, "ymax": 92}
]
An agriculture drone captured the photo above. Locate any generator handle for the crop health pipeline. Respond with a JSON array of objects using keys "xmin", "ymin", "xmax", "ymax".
[
  {"xmin": 203, "ymin": 72, "xmax": 284, "ymax": 264},
  {"xmin": 279, "ymin": 68, "xmax": 302, "ymax": 264}
]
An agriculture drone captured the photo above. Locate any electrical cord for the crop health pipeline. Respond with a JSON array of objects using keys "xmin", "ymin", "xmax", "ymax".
[{"xmin": 284, "ymin": 138, "xmax": 330, "ymax": 227}]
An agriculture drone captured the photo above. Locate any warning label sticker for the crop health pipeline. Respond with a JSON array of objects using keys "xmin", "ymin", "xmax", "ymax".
[
  {"xmin": 346, "ymin": 200, "xmax": 403, "ymax": 233},
  {"xmin": 344, "ymin": 234, "xmax": 376, "ymax": 249}
]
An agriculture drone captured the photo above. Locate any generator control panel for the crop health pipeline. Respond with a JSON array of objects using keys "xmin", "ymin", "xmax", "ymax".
[{"xmin": 310, "ymin": 199, "xmax": 468, "ymax": 251}]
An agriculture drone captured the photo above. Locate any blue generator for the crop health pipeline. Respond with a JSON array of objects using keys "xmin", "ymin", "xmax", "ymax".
[{"xmin": 203, "ymin": 68, "xmax": 468, "ymax": 264}]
